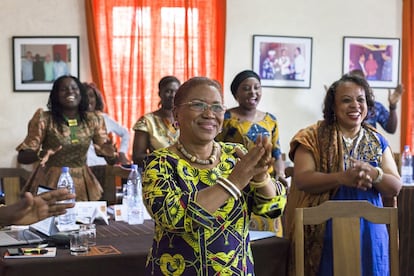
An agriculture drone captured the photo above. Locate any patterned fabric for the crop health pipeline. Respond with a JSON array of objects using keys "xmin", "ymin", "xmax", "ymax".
[
  {"xmin": 17, "ymin": 108, "xmax": 109, "ymax": 201},
  {"xmin": 216, "ymin": 111, "xmax": 282, "ymax": 161},
  {"xmin": 365, "ymin": 101, "xmax": 390, "ymax": 130},
  {"xmin": 216, "ymin": 110, "xmax": 283, "ymax": 236},
  {"xmin": 133, "ymin": 113, "xmax": 179, "ymax": 150},
  {"xmin": 284, "ymin": 121, "xmax": 389, "ymax": 276},
  {"xmin": 142, "ymin": 142, "xmax": 286, "ymax": 276}
]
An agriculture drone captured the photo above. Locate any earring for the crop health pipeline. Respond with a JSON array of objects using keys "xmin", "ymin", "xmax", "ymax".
[{"xmin": 173, "ymin": 121, "xmax": 180, "ymax": 129}]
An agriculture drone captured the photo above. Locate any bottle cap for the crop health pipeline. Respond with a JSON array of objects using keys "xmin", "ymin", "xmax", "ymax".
[
  {"xmin": 131, "ymin": 164, "xmax": 138, "ymax": 170},
  {"xmin": 62, "ymin": 167, "xmax": 69, "ymax": 173}
]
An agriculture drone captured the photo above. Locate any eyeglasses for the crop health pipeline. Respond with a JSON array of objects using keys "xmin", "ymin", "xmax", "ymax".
[{"xmin": 179, "ymin": 101, "xmax": 226, "ymax": 113}]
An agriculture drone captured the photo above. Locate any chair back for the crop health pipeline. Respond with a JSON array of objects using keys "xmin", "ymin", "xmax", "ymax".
[
  {"xmin": 0, "ymin": 168, "xmax": 31, "ymax": 205},
  {"xmin": 294, "ymin": 200, "xmax": 399, "ymax": 276},
  {"xmin": 102, "ymin": 165, "xmax": 132, "ymax": 205}
]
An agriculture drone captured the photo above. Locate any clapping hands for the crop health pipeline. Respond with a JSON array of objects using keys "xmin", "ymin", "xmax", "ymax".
[{"xmin": 229, "ymin": 134, "xmax": 273, "ymax": 189}]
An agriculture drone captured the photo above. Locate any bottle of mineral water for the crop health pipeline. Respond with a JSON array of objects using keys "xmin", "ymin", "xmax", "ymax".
[
  {"xmin": 56, "ymin": 167, "xmax": 77, "ymax": 225},
  {"xmin": 401, "ymin": 145, "xmax": 413, "ymax": 185},
  {"xmin": 126, "ymin": 164, "xmax": 144, "ymax": 225}
]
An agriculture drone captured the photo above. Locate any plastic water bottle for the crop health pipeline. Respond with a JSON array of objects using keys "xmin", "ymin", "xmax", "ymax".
[
  {"xmin": 121, "ymin": 183, "xmax": 129, "ymax": 222},
  {"xmin": 126, "ymin": 164, "xmax": 144, "ymax": 225},
  {"xmin": 56, "ymin": 167, "xmax": 76, "ymax": 225},
  {"xmin": 401, "ymin": 145, "xmax": 413, "ymax": 185}
]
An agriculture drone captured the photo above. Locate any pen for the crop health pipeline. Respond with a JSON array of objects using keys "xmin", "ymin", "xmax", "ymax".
[{"xmin": 22, "ymin": 249, "xmax": 48, "ymax": 255}]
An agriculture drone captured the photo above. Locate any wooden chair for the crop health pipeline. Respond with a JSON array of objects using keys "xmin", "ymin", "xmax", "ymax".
[
  {"xmin": 0, "ymin": 168, "xmax": 31, "ymax": 205},
  {"xmin": 101, "ymin": 165, "xmax": 132, "ymax": 205},
  {"xmin": 294, "ymin": 200, "xmax": 399, "ymax": 276}
]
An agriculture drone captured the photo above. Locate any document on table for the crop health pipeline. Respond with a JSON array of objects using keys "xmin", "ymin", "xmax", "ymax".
[
  {"xmin": 4, "ymin": 247, "xmax": 57, "ymax": 258},
  {"xmin": 249, "ymin": 231, "xmax": 275, "ymax": 241}
]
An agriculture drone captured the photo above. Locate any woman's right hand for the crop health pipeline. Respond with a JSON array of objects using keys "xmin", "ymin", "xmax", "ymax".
[
  {"xmin": 228, "ymin": 143, "xmax": 270, "ymax": 189},
  {"xmin": 39, "ymin": 146, "xmax": 62, "ymax": 167}
]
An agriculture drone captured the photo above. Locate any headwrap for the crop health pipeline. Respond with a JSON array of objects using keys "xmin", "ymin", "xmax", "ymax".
[{"xmin": 230, "ymin": 70, "xmax": 260, "ymax": 96}]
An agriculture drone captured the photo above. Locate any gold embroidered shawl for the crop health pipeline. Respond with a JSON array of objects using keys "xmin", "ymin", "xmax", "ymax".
[{"xmin": 284, "ymin": 120, "xmax": 343, "ymax": 276}]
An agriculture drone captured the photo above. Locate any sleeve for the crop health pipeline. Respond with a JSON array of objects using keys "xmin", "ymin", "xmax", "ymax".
[
  {"xmin": 102, "ymin": 113, "xmax": 131, "ymax": 153},
  {"xmin": 251, "ymin": 182, "xmax": 287, "ymax": 219},
  {"xmin": 375, "ymin": 102, "xmax": 390, "ymax": 130},
  {"xmin": 16, "ymin": 108, "xmax": 48, "ymax": 153},
  {"xmin": 268, "ymin": 113, "xmax": 283, "ymax": 160},
  {"xmin": 132, "ymin": 115, "xmax": 149, "ymax": 132},
  {"xmin": 90, "ymin": 112, "xmax": 112, "ymax": 157}
]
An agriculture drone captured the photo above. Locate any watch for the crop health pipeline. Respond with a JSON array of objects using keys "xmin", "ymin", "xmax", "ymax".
[{"xmin": 373, "ymin": 167, "xmax": 384, "ymax": 184}]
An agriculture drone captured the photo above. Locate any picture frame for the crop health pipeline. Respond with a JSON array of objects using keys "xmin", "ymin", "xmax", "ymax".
[
  {"xmin": 252, "ymin": 35, "xmax": 312, "ymax": 88},
  {"xmin": 12, "ymin": 36, "xmax": 79, "ymax": 92},
  {"xmin": 342, "ymin": 36, "xmax": 400, "ymax": 88}
]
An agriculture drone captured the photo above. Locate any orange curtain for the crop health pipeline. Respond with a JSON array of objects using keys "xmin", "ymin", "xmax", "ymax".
[
  {"xmin": 402, "ymin": 0, "xmax": 414, "ymax": 151},
  {"xmin": 85, "ymin": 0, "xmax": 226, "ymax": 152}
]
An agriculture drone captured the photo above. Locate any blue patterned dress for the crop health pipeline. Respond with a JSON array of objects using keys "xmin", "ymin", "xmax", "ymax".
[
  {"xmin": 318, "ymin": 129, "xmax": 390, "ymax": 276},
  {"xmin": 142, "ymin": 142, "xmax": 286, "ymax": 275}
]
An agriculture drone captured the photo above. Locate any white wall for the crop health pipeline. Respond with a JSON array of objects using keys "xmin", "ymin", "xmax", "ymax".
[
  {"xmin": 0, "ymin": 0, "xmax": 402, "ymax": 167},
  {"xmin": 0, "ymin": 0, "xmax": 91, "ymax": 167},
  {"xmin": 224, "ymin": 0, "xmax": 402, "ymax": 160}
]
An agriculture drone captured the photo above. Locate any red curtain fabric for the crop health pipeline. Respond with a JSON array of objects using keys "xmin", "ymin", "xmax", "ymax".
[
  {"xmin": 85, "ymin": 0, "xmax": 226, "ymax": 152},
  {"xmin": 402, "ymin": 0, "xmax": 414, "ymax": 151}
]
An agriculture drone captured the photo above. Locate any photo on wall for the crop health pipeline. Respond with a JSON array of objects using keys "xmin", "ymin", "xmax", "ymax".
[
  {"xmin": 12, "ymin": 36, "xmax": 79, "ymax": 92},
  {"xmin": 252, "ymin": 35, "xmax": 312, "ymax": 88},
  {"xmin": 342, "ymin": 36, "xmax": 400, "ymax": 89}
]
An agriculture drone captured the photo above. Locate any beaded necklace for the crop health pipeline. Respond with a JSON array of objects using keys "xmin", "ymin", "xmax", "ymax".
[
  {"xmin": 176, "ymin": 140, "xmax": 219, "ymax": 165},
  {"xmin": 342, "ymin": 128, "xmax": 364, "ymax": 170}
]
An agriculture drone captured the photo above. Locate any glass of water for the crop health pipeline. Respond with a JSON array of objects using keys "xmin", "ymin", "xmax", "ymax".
[{"xmin": 70, "ymin": 229, "xmax": 88, "ymax": 255}]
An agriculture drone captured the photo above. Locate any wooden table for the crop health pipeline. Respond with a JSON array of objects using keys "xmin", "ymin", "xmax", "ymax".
[{"xmin": 0, "ymin": 220, "xmax": 289, "ymax": 276}]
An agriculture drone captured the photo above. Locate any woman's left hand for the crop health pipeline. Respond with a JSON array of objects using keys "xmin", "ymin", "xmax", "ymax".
[
  {"xmin": 349, "ymin": 158, "xmax": 375, "ymax": 190},
  {"xmin": 253, "ymin": 134, "xmax": 273, "ymax": 181}
]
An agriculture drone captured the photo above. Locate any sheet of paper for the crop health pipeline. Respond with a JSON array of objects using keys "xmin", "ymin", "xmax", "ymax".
[
  {"xmin": 4, "ymin": 247, "xmax": 57, "ymax": 258},
  {"xmin": 75, "ymin": 201, "xmax": 109, "ymax": 225},
  {"xmin": 249, "ymin": 231, "xmax": 275, "ymax": 241}
]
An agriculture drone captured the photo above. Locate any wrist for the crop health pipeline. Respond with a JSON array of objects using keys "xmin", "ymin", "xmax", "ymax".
[
  {"xmin": 250, "ymin": 173, "xmax": 271, "ymax": 188},
  {"xmin": 373, "ymin": 167, "xmax": 384, "ymax": 185},
  {"xmin": 389, "ymin": 104, "xmax": 397, "ymax": 111}
]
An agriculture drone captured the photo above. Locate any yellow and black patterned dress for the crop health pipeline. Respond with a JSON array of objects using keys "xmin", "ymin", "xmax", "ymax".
[
  {"xmin": 216, "ymin": 111, "xmax": 284, "ymax": 237},
  {"xmin": 17, "ymin": 108, "xmax": 110, "ymax": 201},
  {"xmin": 143, "ymin": 142, "xmax": 286, "ymax": 275}
]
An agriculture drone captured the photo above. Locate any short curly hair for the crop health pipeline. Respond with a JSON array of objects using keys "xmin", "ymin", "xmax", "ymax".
[
  {"xmin": 174, "ymin": 76, "xmax": 222, "ymax": 106},
  {"xmin": 323, "ymin": 73, "xmax": 375, "ymax": 125}
]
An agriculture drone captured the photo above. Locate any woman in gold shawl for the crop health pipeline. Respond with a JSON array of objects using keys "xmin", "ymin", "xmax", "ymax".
[{"xmin": 284, "ymin": 73, "xmax": 402, "ymax": 276}]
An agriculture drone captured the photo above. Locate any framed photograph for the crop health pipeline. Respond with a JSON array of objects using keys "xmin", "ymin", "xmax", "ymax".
[
  {"xmin": 12, "ymin": 36, "xmax": 79, "ymax": 92},
  {"xmin": 342, "ymin": 36, "xmax": 400, "ymax": 88},
  {"xmin": 252, "ymin": 35, "xmax": 312, "ymax": 88}
]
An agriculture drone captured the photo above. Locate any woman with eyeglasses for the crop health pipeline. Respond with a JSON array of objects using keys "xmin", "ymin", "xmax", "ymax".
[
  {"xmin": 142, "ymin": 76, "xmax": 286, "ymax": 275},
  {"xmin": 216, "ymin": 69, "xmax": 286, "ymax": 237},
  {"xmin": 17, "ymin": 75, "xmax": 116, "ymax": 201}
]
